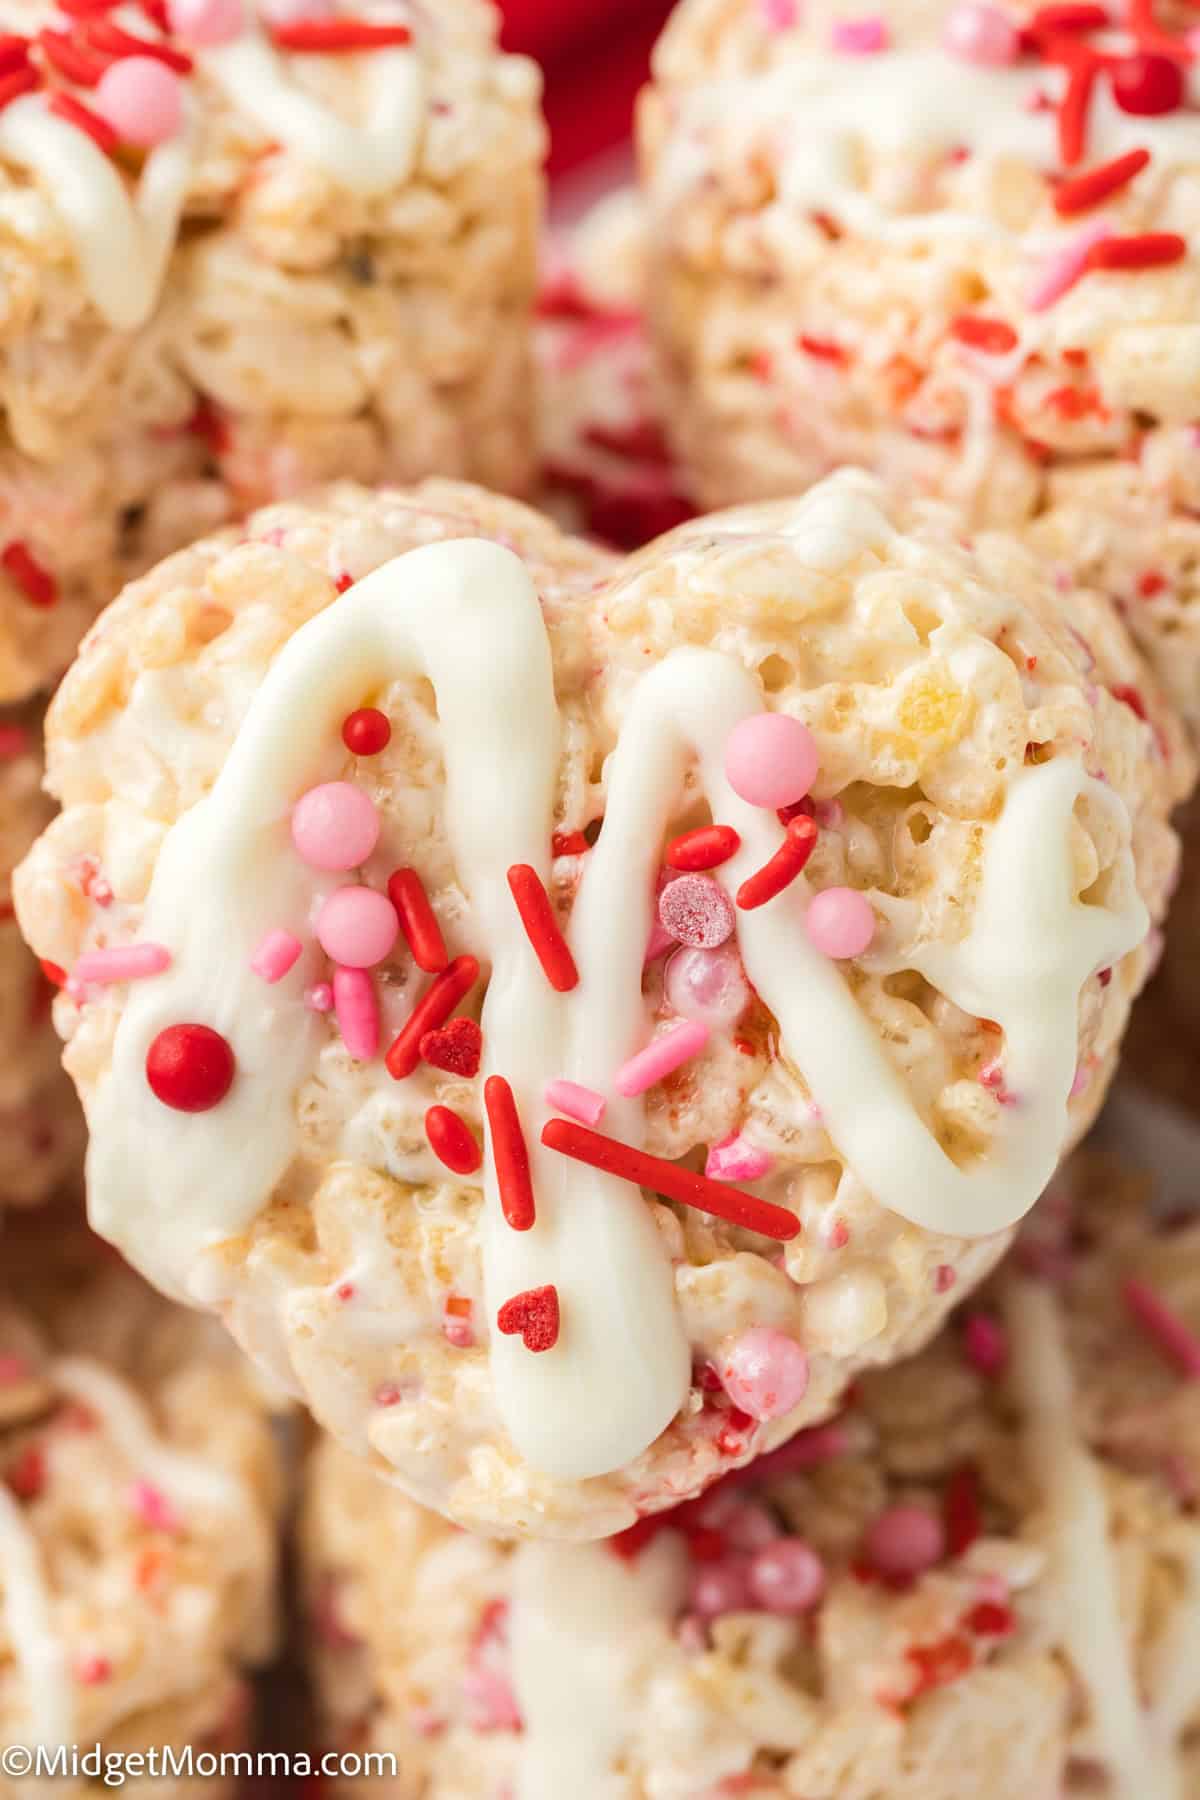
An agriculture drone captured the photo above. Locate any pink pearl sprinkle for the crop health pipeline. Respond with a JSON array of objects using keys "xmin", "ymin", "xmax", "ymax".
[
  {"xmin": 305, "ymin": 982, "xmax": 334, "ymax": 1013},
  {"xmin": 1028, "ymin": 220, "xmax": 1112, "ymax": 312},
  {"xmin": 316, "ymin": 887, "xmax": 398, "ymax": 969},
  {"xmin": 831, "ymin": 15, "xmax": 889, "ymax": 52},
  {"xmin": 865, "ymin": 1505, "xmax": 945, "ymax": 1577},
  {"xmin": 129, "ymin": 1480, "xmax": 180, "ymax": 1533},
  {"xmin": 964, "ymin": 1312, "xmax": 1009, "ymax": 1376},
  {"xmin": 94, "ymin": 58, "xmax": 183, "ymax": 147},
  {"xmin": 250, "ymin": 929, "xmax": 303, "ymax": 984},
  {"xmin": 658, "ymin": 874, "xmax": 735, "ymax": 949},
  {"xmin": 748, "ymin": 1539, "xmax": 826, "ymax": 1613},
  {"xmin": 689, "ymin": 1560, "xmax": 751, "ymax": 1618},
  {"xmin": 544, "ymin": 1079, "xmax": 607, "ymax": 1127},
  {"xmin": 73, "ymin": 943, "xmax": 171, "ymax": 984},
  {"xmin": 333, "ymin": 966, "xmax": 379, "ymax": 1061},
  {"xmin": 725, "ymin": 713, "xmax": 819, "ymax": 810},
  {"xmin": 722, "ymin": 1501, "xmax": 782, "ymax": 1552},
  {"xmin": 806, "ymin": 887, "xmax": 875, "ymax": 959},
  {"xmin": 291, "ymin": 782, "xmax": 379, "ymax": 872},
  {"xmin": 1122, "ymin": 1277, "xmax": 1200, "ymax": 1378},
  {"xmin": 664, "ymin": 944, "xmax": 750, "ymax": 1028},
  {"xmin": 942, "ymin": 1, "xmax": 1021, "ymax": 64},
  {"xmin": 719, "ymin": 1328, "xmax": 809, "ymax": 1421},
  {"xmin": 705, "ymin": 1133, "xmax": 773, "ymax": 1183},
  {"xmin": 166, "ymin": 0, "xmax": 243, "ymax": 45},
  {"xmin": 614, "ymin": 1019, "xmax": 710, "ymax": 1098}
]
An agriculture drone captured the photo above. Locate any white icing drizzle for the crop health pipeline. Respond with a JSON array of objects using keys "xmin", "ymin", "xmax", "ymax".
[
  {"xmin": 509, "ymin": 1534, "xmax": 688, "ymax": 1799},
  {"xmin": 87, "ymin": 512, "xmax": 1146, "ymax": 1479},
  {"xmin": 0, "ymin": 1485, "xmax": 73, "ymax": 1751},
  {"xmin": 0, "ymin": 94, "xmax": 191, "ymax": 331},
  {"xmin": 1002, "ymin": 1275, "xmax": 1186, "ymax": 1800}
]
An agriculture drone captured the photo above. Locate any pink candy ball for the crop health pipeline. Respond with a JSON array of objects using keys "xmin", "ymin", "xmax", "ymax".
[
  {"xmin": 292, "ymin": 782, "xmax": 379, "ymax": 871},
  {"xmin": 725, "ymin": 713, "xmax": 818, "ymax": 810},
  {"xmin": 316, "ymin": 886, "xmax": 398, "ymax": 969},
  {"xmin": 664, "ymin": 943, "xmax": 750, "ymax": 1028},
  {"xmin": 689, "ymin": 1561, "xmax": 751, "ymax": 1618},
  {"xmin": 718, "ymin": 1327, "xmax": 809, "ymax": 1421},
  {"xmin": 94, "ymin": 58, "xmax": 183, "ymax": 147},
  {"xmin": 747, "ymin": 1539, "xmax": 826, "ymax": 1613},
  {"xmin": 658, "ymin": 873, "xmax": 735, "ymax": 949},
  {"xmin": 806, "ymin": 887, "xmax": 875, "ymax": 959},
  {"xmin": 942, "ymin": 1, "xmax": 1021, "ymax": 64},
  {"xmin": 865, "ymin": 1505, "xmax": 946, "ymax": 1578},
  {"xmin": 166, "ymin": 0, "xmax": 243, "ymax": 45}
]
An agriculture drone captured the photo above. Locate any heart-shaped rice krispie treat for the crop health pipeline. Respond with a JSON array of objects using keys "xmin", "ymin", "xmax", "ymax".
[{"xmin": 14, "ymin": 470, "xmax": 1190, "ymax": 1538}]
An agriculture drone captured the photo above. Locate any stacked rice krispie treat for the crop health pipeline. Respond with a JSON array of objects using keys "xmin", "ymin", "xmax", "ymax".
[
  {"xmin": 12, "ymin": 466, "xmax": 1191, "ymax": 1549},
  {"xmin": 0, "ymin": 0, "xmax": 544, "ymax": 700},
  {"xmin": 639, "ymin": 0, "xmax": 1200, "ymax": 729},
  {"xmin": 299, "ymin": 1153, "xmax": 1200, "ymax": 1796},
  {"xmin": 0, "ymin": 1208, "xmax": 285, "ymax": 1794}
]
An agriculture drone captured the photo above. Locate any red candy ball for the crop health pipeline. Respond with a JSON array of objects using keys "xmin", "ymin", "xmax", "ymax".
[
  {"xmin": 341, "ymin": 708, "xmax": 391, "ymax": 756},
  {"xmin": 146, "ymin": 1023, "xmax": 236, "ymax": 1112},
  {"xmin": 1110, "ymin": 52, "xmax": 1185, "ymax": 116}
]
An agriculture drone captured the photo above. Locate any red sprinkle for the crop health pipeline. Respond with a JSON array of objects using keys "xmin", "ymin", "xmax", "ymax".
[
  {"xmin": 943, "ymin": 1465, "xmax": 982, "ymax": 1556},
  {"xmin": 425, "ymin": 1105, "xmax": 482, "ymax": 1176},
  {"xmin": 384, "ymin": 954, "xmax": 478, "ymax": 1080},
  {"xmin": 145, "ymin": 1023, "xmax": 235, "ymax": 1113},
  {"xmin": 798, "ymin": 333, "xmax": 849, "ymax": 365},
  {"xmin": 967, "ymin": 1599, "xmax": 1016, "ymax": 1637},
  {"xmin": 551, "ymin": 830, "xmax": 590, "ymax": 858},
  {"xmin": 0, "ymin": 63, "xmax": 38, "ymax": 109},
  {"xmin": 0, "ymin": 35, "xmax": 30, "ymax": 78},
  {"xmin": 39, "ymin": 958, "xmax": 66, "ymax": 988},
  {"xmin": 84, "ymin": 19, "xmax": 192, "ymax": 71},
  {"xmin": 48, "ymin": 90, "xmax": 119, "ymax": 154},
  {"xmin": 1053, "ymin": 146, "xmax": 1151, "ymax": 215},
  {"xmin": 736, "ymin": 815, "xmax": 818, "ymax": 911},
  {"xmin": 269, "ymin": 18, "xmax": 413, "ymax": 52},
  {"xmin": 541, "ymin": 1118, "xmax": 801, "ymax": 1243},
  {"xmin": 1110, "ymin": 51, "xmax": 1186, "ymax": 116},
  {"xmin": 496, "ymin": 1284, "xmax": 560, "ymax": 1353},
  {"xmin": 906, "ymin": 1634, "xmax": 974, "ymax": 1696},
  {"xmin": 386, "ymin": 868, "xmax": 448, "ymax": 976},
  {"xmin": 1086, "ymin": 232, "xmax": 1187, "ymax": 271},
  {"xmin": 1110, "ymin": 682, "xmax": 1148, "ymax": 720},
  {"xmin": 485, "ymin": 1075, "xmax": 536, "ymax": 1232},
  {"xmin": 1, "ymin": 541, "xmax": 57, "ymax": 608},
  {"xmin": 1028, "ymin": 1, "xmax": 1109, "ymax": 29},
  {"xmin": 1122, "ymin": 1275, "xmax": 1200, "ymax": 1377},
  {"xmin": 341, "ymin": 707, "xmax": 390, "ymax": 756},
  {"xmin": 506, "ymin": 864, "xmax": 579, "ymax": 993},
  {"xmin": 951, "ymin": 315, "xmax": 1019, "ymax": 354},
  {"xmin": 666, "ymin": 824, "xmax": 741, "ymax": 872},
  {"xmin": 1138, "ymin": 570, "xmax": 1167, "ymax": 598},
  {"xmin": 36, "ymin": 27, "xmax": 108, "ymax": 84},
  {"xmin": 419, "ymin": 1016, "xmax": 482, "ymax": 1078},
  {"xmin": 6, "ymin": 1446, "xmax": 45, "ymax": 1501},
  {"xmin": 1057, "ymin": 56, "xmax": 1099, "ymax": 167}
]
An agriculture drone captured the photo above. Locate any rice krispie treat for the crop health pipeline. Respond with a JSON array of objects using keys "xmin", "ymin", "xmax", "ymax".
[
  {"xmin": 536, "ymin": 189, "xmax": 695, "ymax": 550},
  {"xmin": 0, "ymin": 0, "xmax": 543, "ymax": 702},
  {"xmin": 639, "ymin": 0, "xmax": 1200, "ymax": 727},
  {"xmin": 0, "ymin": 711, "xmax": 84, "ymax": 1207},
  {"xmin": 0, "ymin": 1210, "xmax": 285, "ymax": 1794},
  {"xmin": 14, "ymin": 470, "xmax": 1189, "ymax": 1539},
  {"xmin": 301, "ymin": 1155, "xmax": 1200, "ymax": 1799}
]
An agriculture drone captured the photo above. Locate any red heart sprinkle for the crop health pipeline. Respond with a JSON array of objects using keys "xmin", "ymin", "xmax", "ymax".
[
  {"xmin": 419, "ymin": 1016, "xmax": 482, "ymax": 1077},
  {"xmin": 496, "ymin": 1285, "xmax": 560, "ymax": 1354}
]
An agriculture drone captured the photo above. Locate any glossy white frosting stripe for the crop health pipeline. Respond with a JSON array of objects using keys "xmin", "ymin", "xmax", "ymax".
[{"xmin": 0, "ymin": 1485, "xmax": 72, "ymax": 1751}]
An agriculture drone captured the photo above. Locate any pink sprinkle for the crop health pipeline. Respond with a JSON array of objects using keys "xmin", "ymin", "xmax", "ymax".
[
  {"xmin": 316, "ymin": 886, "xmax": 399, "ymax": 969},
  {"xmin": 689, "ymin": 1560, "xmax": 751, "ymax": 1618},
  {"xmin": 806, "ymin": 888, "xmax": 875, "ymax": 958},
  {"xmin": 374, "ymin": 1382, "xmax": 403, "ymax": 1407},
  {"xmin": 462, "ymin": 1665, "xmax": 522, "ymax": 1733},
  {"xmin": 1123, "ymin": 1277, "xmax": 1200, "ymax": 1378},
  {"xmin": 250, "ymin": 929, "xmax": 303, "ymax": 984},
  {"xmin": 865, "ymin": 1504, "xmax": 945, "ymax": 1577},
  {"xmin": 443, "ymin": 1319, "xmax": 475, "ymax": 1349},
  {"xmin": 129, "ymin": 1480, "xmax": 180, "ymax": 1533},
  {"xmin": 814, "ymin": 798, "xmax": 844, "ymax": 830},
  {"xmin": 963, "ymin": 1312, "xmax": 1009, "ymax": 1376},
  {"xmin": 827, "ymin": 1218, "xmax": 850, "ymax": 1250},
  {"xmin": 166, "ymin": 0, "xmax": 244, "ymax": 45},
  {"xmin": 719, "ymin": 1327, "xmax": 809, "ymax": 1421},
  {"xmin": 933, "ymin": 1264, "xmax": 957, "ymax": 1294},
  {"xmin": 305, "ymin": 981, "xmax": 334, "ymax": 1012},
  {"xmin": 1069, "ymin": 1059, "xmax": 1093, "ymax": 1099},
  {"xmin": 658, "ymin": 874, "xmax": 735, "ymax": 949},
  {"xmin": 757, "ymin": 0, "xmax": 799, "ymax": 26},
  {"xmin": 725, "ymin": 713, "xmax": 818, "ymax": 810},
  {"xmin": 1028, "ymin": 220, "xmax": 1113, "ymax": 312},
  {"xmin": 664, "ymin": 944, "xmax": 750, "ymax": 1028},
  {"xmin": 831, "ymin": 15, "xmax": 889, "ymax": 52},
  {"xmin": 94, "ymin": 57, "xmax": 183, "ymax": 147},
  {"xmin": 333, "ymin": 966, "xmax": 379, "ymax": 1061},
  {"xmin": 0, "ymin": 1355, "xmax": 31, "ymax": 1386},
  {"xmin": 73, "ymin": 943, "xmax": 171, "ymax": 985},
  {"xmin": 615, "ymin": 1019, "xmax": 710, "ymax": 1097},
  {"xmin": 73, "ymin": 1653, "xmax": 112, "ymax": 1686},
  {"xmin": 747, "ymin": 1539, "xmax": 826, "ymax": 1613},
  {"xmin": 941, "ymin": 2, "xmax": 1020, "ymax": 65},
  {"xmin": 291, "ymin": 782, "xmax": 379, "ymax": 872},
  {"xmin": 705, "ymin": 1133, "xmax": 773, "ymax": 1182},
  {"xmin": 544, "ymin": 1079, "xmax": 607, "ymax": 1127}
]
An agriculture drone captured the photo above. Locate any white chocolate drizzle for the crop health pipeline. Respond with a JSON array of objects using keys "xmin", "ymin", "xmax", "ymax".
[{"xmin": 87, "ymin": 512, "xmax": 1146, "ymax": 1480}]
